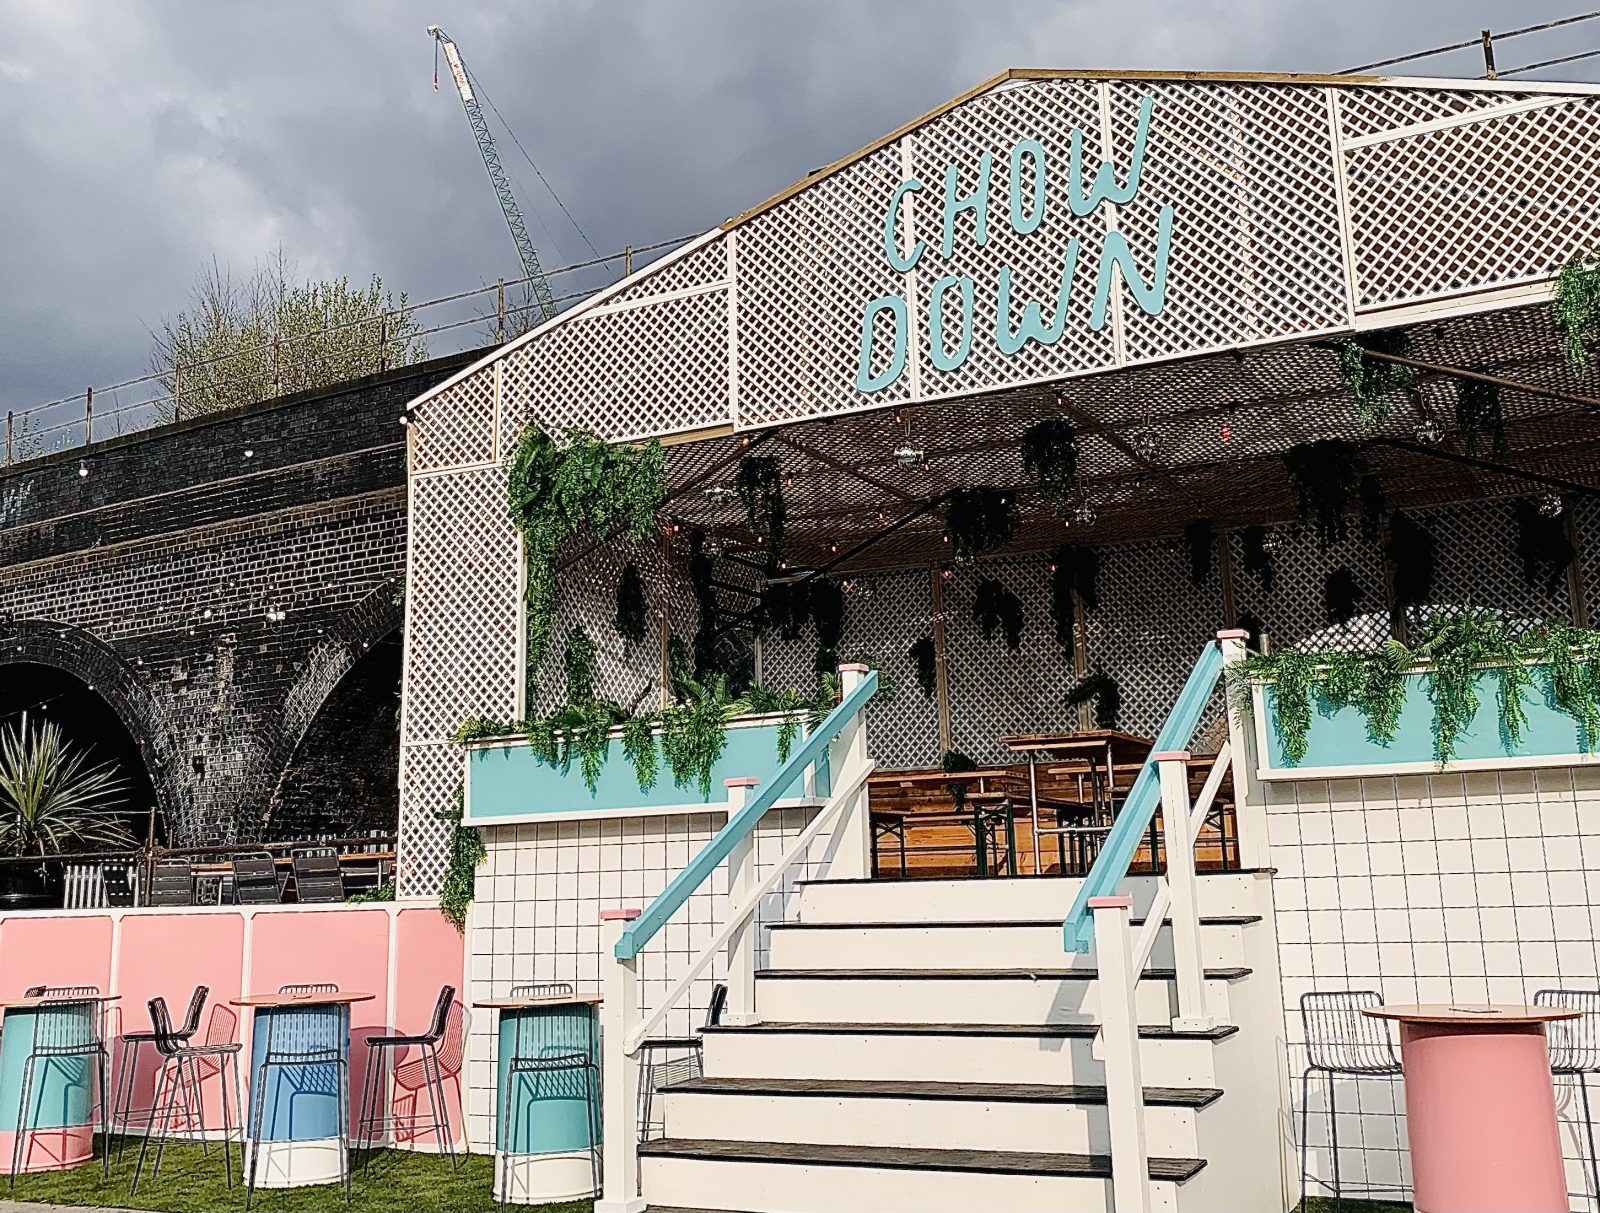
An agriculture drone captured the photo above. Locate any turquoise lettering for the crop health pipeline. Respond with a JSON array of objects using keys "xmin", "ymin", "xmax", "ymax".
[
  {"xmin": 1068, "ymin": 94, "xmax": 1155, "ymax": 218},
  {"xmin": 883, "ymin": 179, "xmax": 926, "ymax": 273},
  {"xmin": 928, "ymin": 274, "xmax": 975, "ymax": 372},
  {"xmin": 1089, "ymin": 204, "xmax": 1174, "ymax": 331},
  {"xmin": 1008, "ymin": 138, "xmax": 1047, "ymax": 235},
  {"xmin": 856, "ymin": 294, "xmax": 909, "ymax": 392},
  {"xmin": 996, "ymin": 238, "xmax": 1081, "ymax": 356},
  {"xmin": 940, "ymin": 150, "xmax": 993, "ymax": 258}
]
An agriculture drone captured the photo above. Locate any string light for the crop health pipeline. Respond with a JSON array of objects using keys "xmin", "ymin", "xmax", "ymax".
[
  {"xmin": 1414, "ymin": 417, "xmax": 1443, "ymax": 445},
  {"xmin": 892, "ymin": 443, "xmax": 925, "ymax": 467},
  {"xmin": 1538, "ymin": 493, "xmax": 1564, "ymax": 519}
]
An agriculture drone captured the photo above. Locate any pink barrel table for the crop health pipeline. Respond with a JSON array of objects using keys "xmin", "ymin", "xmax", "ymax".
[{"xmin": 1363, "ymin": 1003, "xmax": 1581, "ymax": 1213}]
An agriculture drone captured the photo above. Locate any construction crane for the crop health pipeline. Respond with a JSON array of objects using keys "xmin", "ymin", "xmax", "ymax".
[{"xmin": 428, "ymin": 24, "xmax": 556, "ymax": 323}]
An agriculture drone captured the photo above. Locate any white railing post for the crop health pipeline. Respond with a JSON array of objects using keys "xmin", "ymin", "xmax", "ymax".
[
  {"xmin": 598, "ymin": 908, "xmax": 645, "ymax": 1213},
  {"xmin": 1155, "ymin": 750, "xmax": 1215, "ymax": 1031},
  {"xmin": 1091, "ymin": 895, "xmax": 1151, "ymax": 1213},
  {"xmin": 828, "ymin": 663, "xmax": 872, "ymax": 878},
  {"xmin": 723, "ymin": 777, "xmax": 760, "ymax": 1026},
  {"xmin": 1217, "ymin": 627, "xmax": 1269, "ymax": 870}
]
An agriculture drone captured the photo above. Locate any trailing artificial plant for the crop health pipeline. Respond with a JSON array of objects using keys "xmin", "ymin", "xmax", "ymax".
[
  {"xmin": 507, "ymin": 423, "xmax": 666, "ymax": 675},
  {"xmin": 1386, "ymin": 511, "xmax": 1436, "ymax": 611},
  {"xmin": 1339, "ymin": 329, "xmax": 1414, "ymax": 430},
  {"xmin": 688, "ymin": 531, "xmax": 723, "ymax": 681},
  {"xmin": 1324, "ymin": 567, "xmax": 1366, "ymax": 626},
  {"xmin": 1231, "ymin": 610, "xmax": 1600, "ymax": 768},
  {"xmin": 1050, "ymin": 547, "xmax": 1098, "ymax": 651},
  {"xmin": 809, "ymin": 577, "xmax": 846, "ymax": 672},
  {"xmin": 1554, "ymin": 251, "xmax": 1600, "ymax": 369},
  {"xmin": 1283, "ymin": 440, "xmax": 1385, "ymax": 552},
  {"xmin": 1067, "ymin": 670, "xmax": 1122, "ymax": 730},
  {"xmin": 1513, "ymin": 498, "xmax": 1575, "ymax": 597},
  {"xmin": 1455, "ymin": 380, "xmax": 1506, "ymax": 457},
  {"xmin": 1239, "ymin": 525, "xmax": 1275, "ymax": 591},
  {"xmin": 972, "ymin": 577, "xmax": 1024, "ymax": 652},
  {"xmin": 910, "ymin": 635, "xmax": 938, "ymax": 698},
  {"xmin": 944, "ymin": 487, "xmax": 1017, "ymax": 560},
  {"xmin": 437, "ymin": 786, "xmax": 485, "ymax": 930},
  {"xmin": 1020, "ymin": 418, "xmax": 1079, "ymax": 511},
  {"xmin": 735, "ymin": 454, "xmax": 785, "ymax": 563},
  {"xmin": 1183, "ymin": 519, "xmax": 1215, "ymax": 586},
  {"xmin": 614, "ymin": 562, "xmax": 648, "ymax": 647}
]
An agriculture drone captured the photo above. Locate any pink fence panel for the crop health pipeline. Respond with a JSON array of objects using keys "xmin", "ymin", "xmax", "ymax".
[
  {"xmin": 0, "ymin": 915, "xmax": 113, "ymax": 998},
  {"xmin": 390, "ymin": 908, "xmax": 467, "ymax": 1148}
]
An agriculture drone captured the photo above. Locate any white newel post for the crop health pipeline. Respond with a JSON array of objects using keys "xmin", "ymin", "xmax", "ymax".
[
  {"xmin": 1155, "ymin": 750, "xmax": 1214, "ymax": 1032},
  {"xmin": 1091, "ymin": 895, "xmax": 1151, "ymax": 1213},
  {"xmin": 1217, "ymin": 627, "xmax": 1268, "ymax": 870},
  {"xmin": 830, "ymin": 663, "xmax": 872, "ymax": 879},
  {"xmin": 724, "ymin": 778, "xmax": 761, "ymax": 1026},
  {"xmin": 598, "ymin": 909, "xmax": 645, "ymax": 1213}
]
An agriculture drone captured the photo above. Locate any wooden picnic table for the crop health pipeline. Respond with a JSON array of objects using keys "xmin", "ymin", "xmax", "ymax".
[
  {"xmin": 868, "ymin": 768, "xmax": 1023, "ymax": 877},
  {"xmin": 999, "ymin": 730, "xmax": 1155, "ymax": 874}
]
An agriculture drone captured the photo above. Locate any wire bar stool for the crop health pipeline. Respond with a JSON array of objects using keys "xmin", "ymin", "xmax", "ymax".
[
  {"xmin": 356, "ymin": 985, "xmax": 461, "ymax": 1171},
  {"xmin": 114, "ymin": 985, "xmax": 208, "ymax": 1161},
  {"xmin": 1536, "ymin": 988, "xmax": 1600, "ymax": 1202},
  {"xmin": 498, "ymin": 982, "xmax": 601, "ymax": 1213},
  {"xmin": 1298, "ymin": 990, "xmax": 1404, "ymax": 1212},
  {"xmin": 7, "ymin": 996, "xmax": 110, "ymax": 1185},
  {"xmin": 246, "ymin": 999, "xmax": 352, "ymax": 1211},
  {"xmin": 636, "ymin": 983, "xmax": 726, "ymax": 1142},
  {"xmin": 131, "ymin": 997, "xmax": 246, "ymax": 1194}
]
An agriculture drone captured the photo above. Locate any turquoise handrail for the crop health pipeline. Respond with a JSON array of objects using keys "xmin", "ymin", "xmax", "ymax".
[
  {"xmin": 1062, "ymin": 642, "xmax": 1224, "ymax": 953},
  {"xmin": 614, "ymin": 669, "xmax": 879, "ymax": 961}
]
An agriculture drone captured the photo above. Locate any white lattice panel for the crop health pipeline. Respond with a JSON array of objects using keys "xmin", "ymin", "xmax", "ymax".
[
  {"xmin": 837, "ymin": 570, "xmax": 943, "ymax": 769},
  {"xmin": 1417, "ymin": 497, "xmax": 1573, "ymax": 627},
  {"xmin": 1229, "ymin": 524, "xmax": 1390, "ymax": 652},
  {"xmin": 397, "ymin": 741, "xmax": 463, "ymax": 897},
  {"xmin": 1336, "ymin": 86, "xmax": 1544, "ymax": 141},
  {"xmin": 1574, "ymin": 497, "xmax": 1600, "ymax": 625},
  {"xmin": 412, "ymin": 373, "xmax": 497, "ymax": 473},
  {"xmin": 604, "ymin": 237, "xmax": 728, "ymax": 306},
  {"xmin": 404, "ymin": 467, "xmax": 521, "ymax": 744},
  {"xmin": 1344, "ymin": 97, "xmax": 1600, "ymax": 309}
]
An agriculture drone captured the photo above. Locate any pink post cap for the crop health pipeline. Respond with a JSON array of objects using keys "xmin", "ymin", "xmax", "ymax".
[
  {"xmin": 599, "ymin": 908, "xmax": 642, "ymax": 921},
  {"xmin": 1216, "ymin": 628, "xmax": 1250, "ymax": 640},
  {"xmin": 1152, "ymin": 750, "xmax": 1192, "ymax": 762},
  {"xmin": 725, "ymin": 776, "xmax": 761, "ymax": 788},
  {"xmin": 838, "ymin": 662, "xmax": 870, "ymax": 673},
  {"xmin": 1087, "ymin": 895, "xmax": 1133, "ymax": 909}
]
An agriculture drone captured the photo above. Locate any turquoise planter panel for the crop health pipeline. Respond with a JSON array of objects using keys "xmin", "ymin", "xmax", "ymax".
[
  {"xmin": 247, "ymin": 1005, "xmax": 348, "ymax": 1142},
  {"xmin": 0, "ymin": 1008, "xmax": 93, "ymax": 1133},
  {"xmin": 1262, "ymin": 667, "xmax": 1593, "ymax": 771},
  {"xmin": 494, "ymin": 1007, "xmax": 598, "ymax": 1155},
  {"xmin": 467, "ymin": 720, "xmax": 830, "ymax": 823}
]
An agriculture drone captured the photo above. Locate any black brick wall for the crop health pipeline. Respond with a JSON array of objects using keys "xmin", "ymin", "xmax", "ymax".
[{"xmin": 0, "ymin": 349, "xmax": 488, "ymax": 846}]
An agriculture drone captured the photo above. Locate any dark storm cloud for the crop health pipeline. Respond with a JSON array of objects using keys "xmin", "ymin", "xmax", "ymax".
[{"xmin": 2, "ymin": 1, "xmax": 1594, "ymax": 412}]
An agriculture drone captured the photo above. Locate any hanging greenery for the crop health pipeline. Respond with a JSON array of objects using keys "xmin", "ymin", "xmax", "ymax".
[
  {"xmin": 621, "ymin": 714, "xmax": 658, "ymax": 792},
  {"xmin": 1339, "ymin": 329, "xmax": 1414, "ymax": 430},
  {"xmin": 1455, "ymin": 380, "xmax": 1507, "ymax": 457},
  {"xmin": 564, "ymin": 627, "xmax": 597, "ymax": 706},
  {"xmin": 1020, "ymin": 418, "xmax": 1079, "ymax": 510},
  {"xmin": 1236, "ymin": 610, "xmax": 1264, "ymax": 652},
  {"xmin": 1239, "ymin": 526, "xmax": 1275, "ymax": 591},
  {"xmin": 1067, "ymin": 670, "xmax": 1122, "ymax": 730},
  {"xmin": 506, "ymin": 424, "xmax": 666, "ymax": 674},
  {"xmin": 1283, "ymin": 440, "xmax": 1373, "ymax": 552},
  {"xmin": 1513, "ymin": 499, "xmax": 1575, "ymax": 596},
  {"xmin": 660, "ymin": 672, "xmax": 742, "ymax": 797},
  {"xmin": 910, "ymin": 635, "xmax": 938, "ymax": 698},
  {"xmin": 1183, "ymin": 520, "xmax": 1215, "ymax": 586},
  {"xmin": 1050, "ymin": 545, "xmax": 1099, "ymax": 640},
  {"xmin": 1324, "ymin": 567, "xmax": 1366, "ymax": 626},
  {"xmin": 1232, "ymin": 612, "xmax": 1600, "ymax": 768},
  {"xmin": 437, "ymin": 788, "xmax": 485, "ymax": 930},
  {"xmin": 972, "ymin": 578, "xmax": 1024, "ymax": 652},
  {"xmin": 614, "ymin": 562, "xmax": 648, "ymax": 647},
  {"xmin": 944, "ymin": 487, "xmax": 1017, "ymax": 560},
  {"xmin": 1386, "ymin": 511, "xmax": 1436, "ymax": 610},
  {"xmin": 667, "ymin": 636, "xmax": 694, "ymax": 701},
  {"xmin": 735, "ymin": 454, "xmax": 786, "ymax": 562},
  {"xmin": 809, "ymin": 577, "xmax": 846, "ymax": 672},
  {"xmin": 1554, "ymin": 252, "xmax": 1600, "ymax": 369}
]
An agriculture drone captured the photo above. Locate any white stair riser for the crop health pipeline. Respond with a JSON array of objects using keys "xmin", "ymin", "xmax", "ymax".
[
  {"xmin": 662, "ymin": 1089, "xmax": 1202, "ymax": 1156},
  {"xmin": 702, "ymin": 1027, "xmax": 1224, "ymax": 1088},
  {"xmin": 769, "ymin": 922, "xmax": 1248, "ymax": 972},
  {"xmin": 754, "ymin": 973, "xmax": 1236, "ymax": 1026},
  {"xmin": 798, "ymin": 873, "xmax": 1257, "ymax": 925},
  {"xmin": 641, "ymin": 1155, "xmax": 1181, "ymax": 1213}
]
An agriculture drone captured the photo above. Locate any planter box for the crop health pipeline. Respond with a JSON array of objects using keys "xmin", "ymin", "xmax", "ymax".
[
  {"xmin": 463, "ymin": 714, "xmax": 831, "ymax": 826},
  {"xmin": 1253, "ymin": 665, "xmax": 1598, "ymax": 780}
]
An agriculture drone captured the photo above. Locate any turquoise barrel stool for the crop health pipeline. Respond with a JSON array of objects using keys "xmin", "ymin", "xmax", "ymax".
[{"xmin": 0, "ymin": 994, "xmax": 113, "ymax": 1180}]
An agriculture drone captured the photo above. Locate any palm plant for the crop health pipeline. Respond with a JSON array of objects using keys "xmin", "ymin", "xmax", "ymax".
[{"xmin": 0, "ymin": 721, "xmax": 132, "ymax": 857}]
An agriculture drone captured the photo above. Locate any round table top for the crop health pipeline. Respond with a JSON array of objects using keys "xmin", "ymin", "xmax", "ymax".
[
  {"xmin": 1363, "ymin": 1003, "xmax": 1583, "ymax": 1025},
  {"xmin": 473, "ymin": 994, "xmax": 603, "ymax": 1011},
  {"xmin": 0, "ymin": 994, "xmax": 120, "ymax": 1010},
  {"xmin": 230, "ymin": 991, "xmax": 375, "ymax": 1008}
]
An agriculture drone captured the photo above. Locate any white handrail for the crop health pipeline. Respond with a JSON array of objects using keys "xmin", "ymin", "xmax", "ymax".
[
  {"xmin": 1131, "ymin": 883, "xmax": 1171, "ymax": 975},
  {"xmin": 1188, "ymin": 741, "xmax": 1232, "ymax": 841}
]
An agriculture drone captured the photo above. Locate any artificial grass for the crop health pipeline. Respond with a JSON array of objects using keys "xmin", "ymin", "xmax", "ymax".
[
  {"xmin": 1297, "ymin": 1199, "xmax": 1412, "ymax": 1212},
  {"xmin": 2, "ymin": 1140, "xmax": 591, "ymax": 1213}
]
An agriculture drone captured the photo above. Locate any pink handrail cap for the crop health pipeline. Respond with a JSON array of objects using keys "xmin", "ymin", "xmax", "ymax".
[
  {"xmin": 1087, "ymin": 895, "xmax": 1133, "ymax": 909},
  {"xmin": 599, "ymin": 908, "xmax": 642, "ymax": 921},
  {"xmin": 1216, "ymin": 628, "xmax": 1250, "ymax": 640},
  {"xmin": 725, "ymin": 776, "xmax": 761, "ymax": 788},
  {"xmin": 1152, "ymin": 749, "xmax": 1192, "ymax": 762}
]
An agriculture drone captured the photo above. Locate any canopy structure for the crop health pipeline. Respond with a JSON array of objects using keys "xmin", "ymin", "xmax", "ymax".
[{"xmin": 396, "ymin": 70, "xmax": 1600, "ymax": 891}]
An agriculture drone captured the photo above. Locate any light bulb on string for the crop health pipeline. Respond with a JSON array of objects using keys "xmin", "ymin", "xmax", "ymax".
[
  {"xmin": 1414, "ymin": 417, "xmax": 1443, "ymax": 445},
  {"xmin": 1538, "ymin": 493, "xmax": 1565, "ymax": 519}
]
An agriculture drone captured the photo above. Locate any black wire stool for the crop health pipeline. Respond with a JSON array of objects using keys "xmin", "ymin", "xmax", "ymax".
[
  {"xmin": 131, "ymin": 997, "xmax": 246, "ymax": 1194},
  {"xmin": 1297, "ymin": 990, "xmax": 1404, "ymax": 1213},
  {"xmin": 114, "ymin": 984, "xmax": 208, "ymax": 1161},
  {"xmin": 1536, "ymin": 988, "xmax": 1600, "ymax": 1203},
  {"xmin": 6, "ymin": 995, "xmax": 109, "ymax": 1185},
  {"xmin": 245, "ymin": 999, "xmax": 352, "ymax": 1211},
  {"xmin": 356, "ymin": 984, "xmax": 461, "ymax": 1172}
]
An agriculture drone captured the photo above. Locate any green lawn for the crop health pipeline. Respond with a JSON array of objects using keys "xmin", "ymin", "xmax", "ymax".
[
  {"xmin": 1297, "ymin": 1199, "xmax": 1412, "ymax": 1212},
  {"xmin": 3, "ymin": 1140, "xmax": 591, "ymax": 1213}
]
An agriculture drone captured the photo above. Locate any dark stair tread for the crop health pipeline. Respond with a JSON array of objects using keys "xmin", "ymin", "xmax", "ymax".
[
  {"xmin": 754, "ymin": 966, "xmax": 1251, "ymax": 981},
  {"xmin": 668, "ymin": 1075, "xmax": 1222, "ymax": 1107},
  {"xmin": 703, "ymin": 1020, "xmax": 1240, "ymax": 1040},
  {"xmin": 639, "ymin": 1137, "xmax": 1206, "ymax": 1181},
  {"xmin": 799, "ymin": 869, "xmax": 1270, "ymax": 887},
  {"xmin": 770, "ymin": 914, "xmax": 1261, "ymax": 929}
]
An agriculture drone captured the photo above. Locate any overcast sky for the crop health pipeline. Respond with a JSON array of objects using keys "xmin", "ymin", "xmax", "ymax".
[{"xmin": 3, "ymin": 1, "xmax": 1597, "ymax": 414}]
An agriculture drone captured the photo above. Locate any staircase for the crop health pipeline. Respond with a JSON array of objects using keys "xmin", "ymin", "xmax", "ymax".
[{"xmin": 637, "ymin": 868, "xmax": 1287, "ymax": 1213}]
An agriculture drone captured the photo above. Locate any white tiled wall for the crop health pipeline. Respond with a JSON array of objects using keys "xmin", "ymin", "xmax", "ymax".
[
  {"xmin": 461, "ymin": 805, "xmax": 837, "ymax": 1150},
  {"xmin": 1270, "ymin": 767, "xmax": 1600, "ymax": 1211}
]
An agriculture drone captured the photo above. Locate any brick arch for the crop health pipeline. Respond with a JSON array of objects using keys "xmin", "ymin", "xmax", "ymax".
[{"xmin": 0, "ymin": 616, "xmax": 182, "ymax": 831}]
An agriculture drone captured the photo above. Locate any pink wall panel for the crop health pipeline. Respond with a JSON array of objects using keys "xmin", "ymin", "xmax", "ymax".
[
  {"xmin": 0, "ymin": 915, "xmax": 113, "ymax": 999},
  {"xmin": 390, "ymin": 909, "xmax": 465, "ymax": 1147}
]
